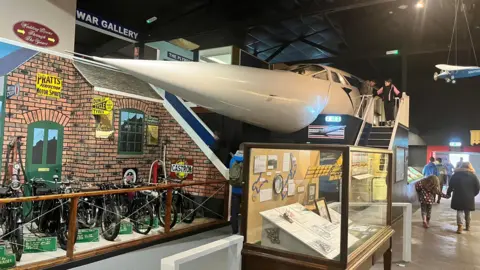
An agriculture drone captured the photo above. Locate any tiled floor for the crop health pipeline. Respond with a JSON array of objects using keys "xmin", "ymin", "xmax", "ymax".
[{"xmin": 372, "ymin": 196, "xmax": 480, "ymax": 269}]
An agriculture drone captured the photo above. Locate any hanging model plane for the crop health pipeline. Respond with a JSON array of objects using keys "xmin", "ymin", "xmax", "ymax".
[
  {"xmin": 434, "ymin": 65, "xmax": 480, "ymax": 83},
  {"xmin": 75, "ymin": 55, "xmax": 363, "ymax": 133}
]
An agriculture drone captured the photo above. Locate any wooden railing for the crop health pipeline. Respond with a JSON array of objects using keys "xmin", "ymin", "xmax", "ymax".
[{"xmin": 0, "ymin": 180, "xmax": 229, "ymax": 270}]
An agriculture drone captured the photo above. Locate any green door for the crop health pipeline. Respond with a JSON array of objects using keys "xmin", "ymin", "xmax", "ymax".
[{"xmin": 26, "ymin": 121, "xmax": 64, "ymax": 185}]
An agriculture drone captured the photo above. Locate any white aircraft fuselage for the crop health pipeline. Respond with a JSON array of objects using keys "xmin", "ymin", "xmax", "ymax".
[{"xmin": 90, "ymin": 58, "xmax": 362, "ymax": 133}]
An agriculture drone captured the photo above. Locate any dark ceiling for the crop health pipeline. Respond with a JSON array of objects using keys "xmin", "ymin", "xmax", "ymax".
[{"xmin": 75, "ymin": 0, "xmax": 480, "ymax": 63}]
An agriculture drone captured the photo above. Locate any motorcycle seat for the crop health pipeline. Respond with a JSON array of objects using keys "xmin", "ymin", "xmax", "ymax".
[{"xmin": 35, "ymin": 187, "xmax": 54, "ymax": 195}]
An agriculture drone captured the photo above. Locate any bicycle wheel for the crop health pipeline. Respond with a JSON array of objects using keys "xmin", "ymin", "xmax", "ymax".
[
  {"xmin": 181, "ymin": 194, "xmax": 196, "ymax": 224},
  {"xmin": 158, "ymin": 202, "xmax": 178, "ymax": 229},
  {"xmin": 10, "ymin": 213, "xmax": 23, "ymax": 262},
  {"xmin": 132, "ymin": 204, "xmax": 153, "ymax": 235},
  {"xmin": 101, "ymin": 204, "xmax": 120, "ymax": 241}
]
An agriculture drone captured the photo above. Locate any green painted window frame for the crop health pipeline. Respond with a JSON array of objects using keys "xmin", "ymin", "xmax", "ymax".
[{"xmin": 118, "ymin": 109, "xmax": 145, "ymax": 155}]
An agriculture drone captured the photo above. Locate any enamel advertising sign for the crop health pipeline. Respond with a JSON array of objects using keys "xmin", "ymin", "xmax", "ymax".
[
  {"xmin": 12, "ymin": 21, "xmax": 59, "ymax": 48},
  {"xmin": 170, "ymin": 159, "xmax": 194, "ymax": 180},
  {"xmin": 36, "ymin": 73, "xmax": 62, "ymax": 98}
]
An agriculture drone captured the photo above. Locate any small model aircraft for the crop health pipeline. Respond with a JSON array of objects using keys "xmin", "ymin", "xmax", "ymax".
[{"xmin": 434, "ymin": 64, "xmax": 480, "ymax": 83}]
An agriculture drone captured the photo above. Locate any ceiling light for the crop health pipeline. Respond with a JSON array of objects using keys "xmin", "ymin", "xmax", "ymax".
[
  {"xmin": 398, "ymin": 4, "xmax": 408, "ymax": 9},
  {"xmin": 415, "ymin": 1, "xmax": 424, "ymax": 9},
  {"xmin": 389, "ymin": 11, "xmax": 394, "ymax": 14},
  {"xmin": 146, "ymin": 16, "xmax": 157, "ymax": 24}
]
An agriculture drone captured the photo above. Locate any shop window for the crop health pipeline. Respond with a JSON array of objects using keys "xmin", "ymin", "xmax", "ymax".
[{"xmin": 118, "ymin": 109, "xmax": 144, "ymax": 155}]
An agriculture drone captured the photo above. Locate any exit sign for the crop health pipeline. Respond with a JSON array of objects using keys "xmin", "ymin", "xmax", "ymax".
[
  {"xmin": 449, "ymin": 142, "xmax": 462, "ymax": 147},
  {"xmin": 386, "ymin": 50, "xmax": 399, "ymax": 55}
]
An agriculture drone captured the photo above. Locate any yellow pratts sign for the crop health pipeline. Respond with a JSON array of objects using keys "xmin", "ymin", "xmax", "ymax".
[{"xmin": 36, "ymin": 73, "xmax": 62, "ymax": 98}]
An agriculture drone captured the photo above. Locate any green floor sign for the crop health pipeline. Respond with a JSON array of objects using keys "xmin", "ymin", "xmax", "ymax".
[
  {"xmin": 119, "ymin": 222, "xmax": 133, "ymax": 234},
  {"xmin": 0, "ymin": 246, "xmax": 5, "ymax": 256},
  {"xmin": 24, "ymin": 237, "xmax": 57, "ymax": 253},
  {"xmin": 77, "ymin": 228, "xmax": 100, "ymax": 243},
  {"xmin": 0, "ymin": 254, "xmax": 15, "ymax": 269}
]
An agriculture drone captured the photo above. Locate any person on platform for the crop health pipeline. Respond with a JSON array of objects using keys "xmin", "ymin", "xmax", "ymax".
[
  {"xmin": 448, "ymin": 162, "xmax": 480, "ymax": 234},
  {"xmin": 435, "ymin": 158, "xmax": 447, "ymax": 203},
  {"xmin": 229, "ymin": 146, "xmax": 244, "ymax": 234},
  {"xmin": 376, "ymin": 79, "xmax": 400, "ymax": 126},
  {"xmin": 445, "ymin": 159, "xmax": 455, "ymax": 186},
  {"xmin": 360, "ymin": 80, "xmax": 376, "ymax": 96},
  {"xmin": 423, "ymin": 157, "xmax": 439, "ymax": 177},
  {"xmin": 456, "ymin": 157, "xmax": 464, "ymax": 168},
  {"xmin": 415, "ymin": 175, "xmax": 449, "ymax": 228}
]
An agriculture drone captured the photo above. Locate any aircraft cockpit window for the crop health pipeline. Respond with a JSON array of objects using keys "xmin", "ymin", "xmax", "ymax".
[
  {"xmin": 290, "ymin": 65, "xmax": 325, "ymax": 76},
  {"xmin": 312, "ymin": 70, "xmax": 329, "ymax": 80},
  {"xmin": 331, "ymin": 72, "xmax": 342, "ymax": 83},
  {"xmin": 345, "ymin": 76, "xmax": 362, "ymax": 89},
  {"xmin": 338, "ymin": 74, "xmax": 348, "ymax": 85}
]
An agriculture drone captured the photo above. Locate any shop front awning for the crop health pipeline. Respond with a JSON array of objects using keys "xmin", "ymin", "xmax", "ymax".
[{"xmin": 74, "ymin": 61, "xmax": 163, "ymax": 103}]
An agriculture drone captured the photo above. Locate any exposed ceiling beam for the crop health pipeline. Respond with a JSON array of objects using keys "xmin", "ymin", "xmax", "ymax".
[
  {"xmin": 265, "ymin": 42, "xmax": 291, "ymax": 62},
  {"xmin": 299, "ymin": 37, "xmax": 338, "ymax": 56}
]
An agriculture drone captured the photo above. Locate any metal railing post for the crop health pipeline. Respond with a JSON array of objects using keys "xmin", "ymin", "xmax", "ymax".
[
  {"xmin": 67, "ymin": 197, "xmax": 79, "ymax": 258},
  {"xmin": 165, "ymin": 188, "xmax": 173, "ymax": 233},
  {"xmin": 224, "ymin": 181, "xmax": 230, "ymax": 222}
]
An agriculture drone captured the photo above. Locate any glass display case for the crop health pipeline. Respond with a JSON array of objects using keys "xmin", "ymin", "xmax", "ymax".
[{"xmin": 241, "ymin": 144, "xmax": 394, "ymax": 270}]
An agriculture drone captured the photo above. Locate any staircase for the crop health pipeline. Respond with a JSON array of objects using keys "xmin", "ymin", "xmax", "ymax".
[
  {"xmin": 150, "ymin": 85, "xmax": 229, "ymax": 180},
  {"xmin": 366, "ymin": 126, "xmax": 393, "ymax": 149}
]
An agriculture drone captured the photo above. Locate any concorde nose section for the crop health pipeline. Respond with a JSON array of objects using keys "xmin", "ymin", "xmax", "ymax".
[{"xmin": 91, "ymin": 57, "xmax": 331, "ymax": 133}]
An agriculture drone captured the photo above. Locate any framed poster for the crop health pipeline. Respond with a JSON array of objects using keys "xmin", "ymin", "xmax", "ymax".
[
  {"xmin": 308, "ymin": 125, "xmax": 346, "ymax": 139},
  {"xmin": 147, "ymin": 125, "xmax": 159, "ymax": 145},
  {"xmin": 315, "ymin": 198, "xmax": 332, "ymax": 222}
]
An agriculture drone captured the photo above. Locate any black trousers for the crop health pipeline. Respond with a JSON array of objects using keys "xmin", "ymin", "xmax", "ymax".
[
  {"xmin": 384, "ymin": 101, "xmax": 395, "ymax": 121},
  {"xmin": 231, "ymin": 193, "xmax": 242, "ymax": 234}
]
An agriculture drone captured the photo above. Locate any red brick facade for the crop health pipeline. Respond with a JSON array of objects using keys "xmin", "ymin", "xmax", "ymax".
[{"xmin": 3, "ymin": 53, "xmax": 224, "ymax": 198}]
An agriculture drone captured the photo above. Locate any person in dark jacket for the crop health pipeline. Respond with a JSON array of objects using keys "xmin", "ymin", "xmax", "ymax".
[
  {"xmin": 376, "ymin": 79, "xmax": 400, "ymax": 126},
  {"xmin": 435, "ymin": 158, "xmax": 447, "ymax": 203},
  {"xmin": 447, "ymin": 162, "xmax": 480, "ymax": 234}
]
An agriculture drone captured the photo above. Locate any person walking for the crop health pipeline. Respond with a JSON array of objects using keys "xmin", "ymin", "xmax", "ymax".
[
  {"xmin": 423, "ymin": 157, "xmax": 439, "ymax": 177},
  {"xmin": 445, "ymin": 159, "xmax": 455, "ymax": 186},
  {"xmin": 456, "ymin": 157, "xmax": 464, "ymax": 168},
  {"xmin": 376, "ymin": 79, "xmax": 400, "ymax": 126},
  {"xmin": 229, "ymin": 147, "xmax": 244, "ymax": 234},
  {"xmin": 435, "ymin": 158, "xmax": 447, "ymax": 203},
  {"xmin": 447, "ymin": 162, "xmax": 480, "ymax": 234},
  {"xmin": 415, "ymin": 175, "xmax": 449, "ymax": 228}
]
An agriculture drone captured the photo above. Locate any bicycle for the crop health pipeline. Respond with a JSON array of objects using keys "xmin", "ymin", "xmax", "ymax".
[
  {"xmin": 26, "ymin": 177, "xmax": 78, "ymax": 250},
  {"xmin": 114, "ymin": 180, "xmax": 155, "ymax": 235},
  {"xmin": 77, "ymin": 183, "xmax": 121, "ymax": 241},
  {"xmin": 0, "ymin": 179, "xmax": 23, "ymax": 261}
]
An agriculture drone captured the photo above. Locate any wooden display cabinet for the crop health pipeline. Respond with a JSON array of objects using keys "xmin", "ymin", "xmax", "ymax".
[{"xmin": 241, "ymin": 143, "xmax": 394, "ymax": 270}]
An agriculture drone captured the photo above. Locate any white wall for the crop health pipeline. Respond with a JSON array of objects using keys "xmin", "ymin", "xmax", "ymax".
[
  {"xmin": 0, "ymin": 0, "xmax": 76, "ymax": 53},
  {"xmin": 72, "ymin": 227, "xmax": 232, "ymax": 270}
]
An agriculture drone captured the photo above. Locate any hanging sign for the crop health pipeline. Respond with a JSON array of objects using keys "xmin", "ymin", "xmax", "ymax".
[
  {"xmin": 166, "ymin": 51, "xmax": 193, "ymax": 62},
  {"xmin": 76, "ymin": 9, "xmax": 139, "ymax": 41},
  {"xmin": 36, "ymin": 73, "xmax": 62, "ymax": 98},
  {"xmin": 92, "ymin": 97, "xmax": 114, "ymax": 115},
  {"xmin": 170, "ymin": 159, "xmax": 194, "ymax": 180},
  {"xmin": 6, "ymin": 83, "xmax": 20, "ymax": 99},
  {"xmin": 12, "ymin": 21, "xmax": 59, "ymax": 48}
]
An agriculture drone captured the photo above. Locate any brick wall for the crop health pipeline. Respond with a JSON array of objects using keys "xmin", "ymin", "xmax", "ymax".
[{"xmin": 3, "ymin": 53, "xmax": 225, "ymax": 198}]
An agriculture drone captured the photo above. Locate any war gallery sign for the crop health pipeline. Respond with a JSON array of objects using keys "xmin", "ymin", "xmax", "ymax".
[
  {"xmin": 170, "ymin": 159, "xmax": 194, "ymax": 180},
  {"xmin": 12, "ymin": 21, "xmax": 59, "ymax": 48},
  {"xmin": 76, "ymin": 9, "xmax": 138, "ymax": 41}
]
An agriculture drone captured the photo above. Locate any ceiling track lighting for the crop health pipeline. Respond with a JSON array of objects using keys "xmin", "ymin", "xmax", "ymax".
[{"xmin": 415, "ymin": 1, "xmax": 425, "ymax": 9}]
